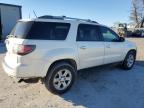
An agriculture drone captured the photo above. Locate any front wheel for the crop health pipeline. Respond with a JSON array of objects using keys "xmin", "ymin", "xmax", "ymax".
[
  {"xmin": 44, "ymin": 62, "xmax": 76, "ymax": 94},
  {"xmin": 121, "ymin": 51, "xmax": 136, "ymax": 70}
]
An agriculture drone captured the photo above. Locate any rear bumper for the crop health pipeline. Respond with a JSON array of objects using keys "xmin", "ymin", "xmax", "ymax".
[
  {"xmin": 2, "ymin": 57, "xmax": 48, "ymax": 78},
  {"xmin": 2, "ymin": 59, "xmax": 43, "ymax": 78}
]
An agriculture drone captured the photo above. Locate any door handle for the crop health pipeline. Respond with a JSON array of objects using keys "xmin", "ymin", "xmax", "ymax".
[
  {"xmin": 106, "ymin": 45, "xmax": 111, "ymax": 48},
  {"xmin": 80, "ymin": 46, "xmax": 87, "ymax": 50}
]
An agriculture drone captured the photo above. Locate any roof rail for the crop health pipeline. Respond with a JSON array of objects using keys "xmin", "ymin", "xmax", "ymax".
[
  {"xmin": 62, "ymin": 16, "xmax": 98, "ymax": 23},
  {"xmin": 38, "ymin": 15, "xmax": 98, "ymax": 23},
  {"xmin": 38, "ymin": 15, "xmax": 64, "ymax": 20}
]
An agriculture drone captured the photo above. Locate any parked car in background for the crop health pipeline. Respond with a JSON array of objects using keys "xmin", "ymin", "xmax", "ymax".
[
  {"xmin": 128, "ymin": 29, "xmax": 144, "ymax": 37},
  {"xmin": 2, "ymin": 15, "xmax": 137, "ymax": 94}
]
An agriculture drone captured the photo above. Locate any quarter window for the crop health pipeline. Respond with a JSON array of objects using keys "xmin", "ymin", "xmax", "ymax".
[{"xmin": 28, "ymin": 22, "xmax": 70, "ymax": 40}]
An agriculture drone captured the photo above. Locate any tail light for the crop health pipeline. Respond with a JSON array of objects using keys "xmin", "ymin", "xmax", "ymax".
[{"xmin": 13, "ymin": 44, "xmax": 36, "ymax": 55}]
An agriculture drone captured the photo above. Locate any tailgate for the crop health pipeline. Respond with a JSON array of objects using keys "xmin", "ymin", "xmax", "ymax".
[{"xmin": 5, "ymin": 38, "xmax": 24, "ymax": 67}]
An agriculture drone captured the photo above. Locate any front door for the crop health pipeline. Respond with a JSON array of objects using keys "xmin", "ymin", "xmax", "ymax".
[{"xmin": 99, "ymin": 26, "xmax": 125, "ymax": 64}]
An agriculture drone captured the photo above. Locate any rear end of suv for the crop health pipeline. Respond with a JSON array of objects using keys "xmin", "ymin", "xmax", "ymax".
[
  {"xmin": 3, "ymin": 17, "xmax": 80, "ymax": 94},
  {"xmin": 3, "ymin": 18, "xmax": 74, "ymax": 78}
]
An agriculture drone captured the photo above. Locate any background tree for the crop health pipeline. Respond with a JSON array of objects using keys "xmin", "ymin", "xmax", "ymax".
[{"xmin": 130, "ymin": 0, "xmax": 144, "ymax": 27}]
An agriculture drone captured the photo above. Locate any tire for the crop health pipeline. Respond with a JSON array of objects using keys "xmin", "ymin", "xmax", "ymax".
[
  {"xmin": 121, "ymin": 51, "xmax": 136, "ymax": 70},
  {"xmin": 44, "ymin": 62, "xmax": 77, "ymax": 94}
]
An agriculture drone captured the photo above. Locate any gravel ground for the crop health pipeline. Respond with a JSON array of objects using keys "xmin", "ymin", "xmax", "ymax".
[{"xmin": 0, "ymin": 38, "xmax": 144, "ymax": 108}]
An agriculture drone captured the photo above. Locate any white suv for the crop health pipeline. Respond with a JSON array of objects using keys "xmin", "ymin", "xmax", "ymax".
[{"xmin": 2, "ymin": 15, "xmax": 137, "ymax": 94}]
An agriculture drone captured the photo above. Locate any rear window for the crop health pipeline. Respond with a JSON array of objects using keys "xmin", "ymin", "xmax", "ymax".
[
  {"xmin": 10, "ymin": 21, "xmax": 70, "ymax": 40},
  {"xmin": 10, "ymin": 21, "xmax": 33, "ymax": 38}
]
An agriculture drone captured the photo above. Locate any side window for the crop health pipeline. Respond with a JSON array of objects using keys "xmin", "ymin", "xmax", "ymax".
[
  {"xmin": 27, "ymin": 22, "xmax": 70, "ymax": 40},
  {"xmin": 100, "ymin": 26, "xmax": 120, "ymax": 42},
  {"xmin": 51, "ymin": 26, "xmax": 70, "ymax": 40},
  {"xmin": 77, "ymin": 24, "xmax": 102, "ymax": 41}
]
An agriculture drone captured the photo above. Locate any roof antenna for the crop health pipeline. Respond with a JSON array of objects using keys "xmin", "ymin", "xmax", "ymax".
[
  {"xmin": 33, "ymin": 10, "xmax": 37, "ymax": 18},
  {"xmin": 29, "ymin": 13, "xmax": 31, "ymax": 19}
]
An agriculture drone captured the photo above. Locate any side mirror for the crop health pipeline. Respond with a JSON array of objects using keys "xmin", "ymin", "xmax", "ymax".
[{"xmin": 119, "ymin": 37, "xmax": 125, "ymax": 42}]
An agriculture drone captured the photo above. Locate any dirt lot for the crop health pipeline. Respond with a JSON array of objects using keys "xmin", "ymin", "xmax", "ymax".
[{"xmin": 0, "ymin": 38, "xmax": 144, "ymax": 108}]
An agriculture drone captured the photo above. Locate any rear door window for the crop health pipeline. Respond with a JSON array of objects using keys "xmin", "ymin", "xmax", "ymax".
[{"xmin": 77, "ymin": 24, "xmax": 102, "ymax": 41}]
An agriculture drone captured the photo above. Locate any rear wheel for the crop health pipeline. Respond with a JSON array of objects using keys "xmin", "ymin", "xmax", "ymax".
[
  {"xmin": 44, "ymin": 62, "xmax": 76, "ymax": 94},
  {"xmin": 121, "ymin": 51, "xmax": 136, "ymax": 70}
]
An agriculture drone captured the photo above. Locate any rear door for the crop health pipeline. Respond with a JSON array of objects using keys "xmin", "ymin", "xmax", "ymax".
[
  {"xmin": 76, "ymin": 24, "xmax": 104, "ymax": 69},
  {"xmin": 99, "ymin": 26, "xmax": 125, "ymax": 64}
]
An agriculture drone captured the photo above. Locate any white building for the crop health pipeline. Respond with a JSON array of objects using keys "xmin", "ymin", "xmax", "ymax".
[{"xmin": 0, "ymin": 3, "xmax": 22, "ymax": 38}]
